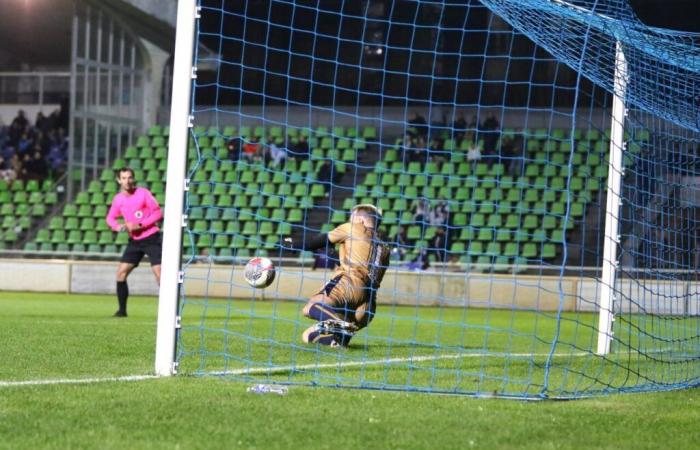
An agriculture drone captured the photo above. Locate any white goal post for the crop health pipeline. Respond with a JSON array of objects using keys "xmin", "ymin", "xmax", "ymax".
[
  {"xmin": 154, "ymin": 0, "xmax": 198, "ymax": 376},
  {"xmin": 596, "ymin": 41, "xmax": 628, "ymax": 356}
]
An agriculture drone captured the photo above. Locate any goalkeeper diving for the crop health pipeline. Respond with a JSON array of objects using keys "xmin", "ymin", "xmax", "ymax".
[{"xmin": 286, "ymin": 204, "xmax": 391, "ymax": 347}]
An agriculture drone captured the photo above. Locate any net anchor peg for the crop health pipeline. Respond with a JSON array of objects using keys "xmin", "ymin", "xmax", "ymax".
[
  {"xmin": 171, "ymin": 361, "xmax": 179, "ymax": 375},
  {"xmin": 178, "ymin": 271, "xmax": 185, "ymax": 284},
  {"xmin": 184, "ymin": 178, "xmax": 190, "ymax": 191},
  {"xmin": 175, "ymin": 316, "xmax": 182, "ymax": 329},
  {"xmin": 191, "ymin": 67, "xmax": 198, "ymax": 79},
  {"xmin": 194, "ymin": 5, "xmax": 201, "ymax": 19},
  {"xmin": 181, "ymin": 214, "xmax": 188, "ymax": 227},
  {"xmin": 187, "ymin": 115, "xmax": 194, "ymax": 128}
]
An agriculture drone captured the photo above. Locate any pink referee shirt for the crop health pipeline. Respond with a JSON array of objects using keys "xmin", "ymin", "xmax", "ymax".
[{"xmin": 106, "ymin": 187, "xmax": 163, "ymax": 240}]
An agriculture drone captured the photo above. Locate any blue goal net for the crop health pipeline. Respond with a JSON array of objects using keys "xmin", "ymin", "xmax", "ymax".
[{"xmin": 171, "ymin": 0, "xmax": 700, "ymax": 398}]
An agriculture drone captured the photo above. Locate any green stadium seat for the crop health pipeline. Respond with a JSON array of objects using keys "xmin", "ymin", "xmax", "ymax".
[
  {"xmin": 92, "ymin": 205, "xmax": 107, "ymax": 219},
  {"xmin": 477, "ymin": 229, "xmax": 493, "ymax": 242},
  {"xmin": 11, "ymin": 180, "xmax": 24, "ymax": 191},
  {"xmin": 51, "ymin": 230, "xmax": 66, "ymax": 244},
  {"xmin": 98, "ymin": 231, "xmax": 114, "ymax": 245},
  {"xmin": 83, "ymin": 230, "xmax": 97, "ymax": 245},
  {"xmin": 48, "ymin": 217, "xmax": 64, "ymax": 230},
  {"xmin": 76, "ymin": 205, "xmax": 92, "ymax": 218},
  {"xmin": 35, "ymin": 229, "xmax": 50, "ymax": 244},
  {"xmin": 87, "ymin": 244, "xmax": 102, "ymax": 253},
  {"xmin": 31, "ymin": 204, "xmax": 46, "ymax": 217},
  {"xmin": 64, "ymin": 217, "xmax": 79, "ymax": 230},
  {"xmin": 13, "ymin": 191, "xmax": 27, "ymax": 204},
  {"xmin": 25, "ymin": 180, "xmax": 40, "ymax": 192},
  {"xmin": 42, "ymin": 191, "xmax": 57, "ymax": 205},
  {"xmin": 66, "ymin": 230, "xmax": 82, "ymax": 245}
]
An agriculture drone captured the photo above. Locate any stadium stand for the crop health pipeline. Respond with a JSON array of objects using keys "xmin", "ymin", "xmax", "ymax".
[{"xmin": 22, "ymin": 121, "xmax": 646, "ymax": 272}]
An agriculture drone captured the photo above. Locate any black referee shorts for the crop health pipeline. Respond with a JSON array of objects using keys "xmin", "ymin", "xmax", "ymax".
[{"xmin": 120, "ymin": 232, "xmax": 163, "ymax": 267}]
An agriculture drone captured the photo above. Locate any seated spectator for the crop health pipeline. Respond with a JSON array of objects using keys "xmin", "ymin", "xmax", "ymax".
[
  {"xmin": 46, "ymin": 143, "xmax": 66, "ymax": 176},
  {"xmin": 452, "ymin": 113, "xmax": 467, "ymax": 140},
  {"xmin": 412, "ymin": 198, "xmax": 431, "ymax": 224},
  {"xmin": 392, "ymin": 225, "xmax": 409, "ymax": 260},
  {"xmin": 408, "ymin": 248, "xmax": 430, "ymax": 271},
  {"xmin": 408, "ymin": 112, "xmax": 428, "ymax": 138},
  {"xmin": 0, "ymin": 156, "xmax": 17, "ymax": 182},
  {"xmin": 467, "ymin": 140, "xmax": 482, "ymax": 162},
  {"xmin": 429, "ymin": 227, "xmax": 450, "ymax": 263},
  {"xmin": 17, "ymin": 133, "xmax": 31, "ymax": 155},
  {"xmin": 10, "ymin": 110, "xmax": 29, "ymax": 143},
  {"xmin": 241, "ymin": 137, "xmax": 261, "ymax": 161},
  {"xmin": 268, "ymin": 138, "xmax": 288, "ymax": 167},
  {"xmin": 316, "ymin": 160, "xmax": 337, "ymax": 185},
  {"xmin": 226, "ymin": 137, "xmax": 241, "ymax": 161},
  {"xmin": 430, "ymin": 200, "xmax": 450, "ymax": 226},
  {"xmin": 35, "ymin": 111, "xmax": 50, "ymax": 134},
  {"xmin": 24, "ymin": 150, "xmax": 49, "ymax": 181}
]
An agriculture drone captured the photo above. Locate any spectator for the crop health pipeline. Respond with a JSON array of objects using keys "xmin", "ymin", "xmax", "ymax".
[
  {"xmin": 0, "ymin": 156, "xmax": 17, "ymax": 182},
  {"xmin": 10, "ymin": 110, "xmax": 29, "ymax": 142},
  {"xmin": 17, "ymin": 133, "xmax": 31, "ymax": 155},
  {"xmin": 0, "ymin": 109, "xmax": 64, "ymax": 183},
  {"xmin": 35, "ymin": 111, "xmax": 50, "ymax": 134},
  {"xmin": 24, "ymin": 150, "xmax": 49, "ymax": 181},
  {"xmin": 268, "ymin": 137, "xmax": 288, "ymax": 167},
  {"xmin": 409, "ymin": 248, "xmax": 430, "ymax": 271},
  {"xmin": 392, "ymin": 225, "xmax": 409, "ymax": 259},
  {"xmin": 430, "ymin": 200, "xmax": 450, "ymax": 227},
  {"xmin": 481, "ymin": 114, "xmax": 501, "ymax": 159},
  {"xmin": 316, "ymin": 160, "xmax": 336, "ymax": 185},
  {"xmin": 408, "ymin": 112, "xmax": 428, "ymax": 138},
  {"xmin": 467, "ymin": 140, "xmax": 482, "ymax": 163},
  {"xmin": 412, "ymin": 198, "xmax": 431, "ymax": 224},
  {"xmin": 452, "ymin": 113, "xmax": 467, "ymax": 141},
  {"xmin": 242, "ymin": 136, "xmax": 261, "ymax": 161},
  {"xmin": 294, "ymin": 135, "xmax": 310, "ymax": 160},
  {"xmin": 429, "ymin": 227, "xmax": 449, "ymax": 263},
  {"xmin": 508, "ymin": 128, "xmax": 525, "ymax": 176},
  {"xmin": 226, "ymin": 137, "xmax": 241, "ymax": 161},
  {"xmin": 46, "ymin": 143, "xmax": 66, "ymax": 175}
]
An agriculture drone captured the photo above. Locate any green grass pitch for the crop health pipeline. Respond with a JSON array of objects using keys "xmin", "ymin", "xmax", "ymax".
[{"xmin": 1, "ymin": 291, "xmax": 698, "ymax": 449}]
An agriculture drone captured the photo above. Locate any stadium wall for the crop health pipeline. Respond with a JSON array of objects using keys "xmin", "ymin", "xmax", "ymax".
[{"xmin": 1, "ymin": 259, "xmax": 696, "ymax": 315}]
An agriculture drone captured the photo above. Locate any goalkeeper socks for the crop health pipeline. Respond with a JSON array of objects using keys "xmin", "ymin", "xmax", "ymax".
[
  {"xmin": 306, "ymin": 302, "xmax": 344, "ymax": 322},
  {"xmin": 116, "ymin": 281, "xmax": 128, "ymax": 314}
]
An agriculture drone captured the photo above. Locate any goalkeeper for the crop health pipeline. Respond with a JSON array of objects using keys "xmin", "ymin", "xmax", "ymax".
[{"xmin": 287, "ymin": 204, "xmax": 391, "ymax": 347}]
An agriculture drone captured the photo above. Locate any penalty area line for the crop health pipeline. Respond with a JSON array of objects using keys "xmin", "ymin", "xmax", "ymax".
[{"xmin": 0, "ymin": 374, "xmax": 160, "ymax": 388}]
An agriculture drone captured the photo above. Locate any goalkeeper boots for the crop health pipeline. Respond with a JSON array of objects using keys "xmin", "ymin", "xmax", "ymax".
[{"xmin": 317, "ymin": 319, "xmax": 358, "ymax": 336}]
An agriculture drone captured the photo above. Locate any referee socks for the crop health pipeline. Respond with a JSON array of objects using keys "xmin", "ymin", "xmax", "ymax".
[{"xmin": 116, "ymin": 281, "xmax": 129, "ymax": 315}]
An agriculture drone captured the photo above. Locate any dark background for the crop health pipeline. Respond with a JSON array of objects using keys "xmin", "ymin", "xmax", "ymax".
[{"xmin": 193, "ymin": 0, "xmax": 700, "ymax": 107}]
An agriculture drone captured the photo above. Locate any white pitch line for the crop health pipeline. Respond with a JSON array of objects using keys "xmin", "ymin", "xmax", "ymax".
[
  {"xmin": 211, "ymin": 351, "xmax": 591, "ymax": 376},
  {"xmin": 0, "ymin": 374, "xmax": 159, "ymax": 388},
  {"xmin": 0, "ymin": 347, "xmax": 675, "ymax": 387}
]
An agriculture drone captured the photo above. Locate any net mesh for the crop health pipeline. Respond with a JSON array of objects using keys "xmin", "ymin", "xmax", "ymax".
[{"xmin": 172, "ymin": 0, "xmax": 700, "ymax": 398}]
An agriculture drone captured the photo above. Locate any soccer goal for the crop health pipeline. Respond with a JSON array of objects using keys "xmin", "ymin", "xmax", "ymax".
[{"xmin": 155, "ymin": 0, "xmax": 700, "ymax": 398}]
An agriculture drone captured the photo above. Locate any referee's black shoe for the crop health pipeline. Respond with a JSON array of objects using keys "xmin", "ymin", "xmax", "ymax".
[{"xmin": 113, "ymin": 310, "xmax": 128, "ymax": 317}]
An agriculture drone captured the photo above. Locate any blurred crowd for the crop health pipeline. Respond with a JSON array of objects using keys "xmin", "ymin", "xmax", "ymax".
[{"xmin": 0, "ymin": 109, "xmax": 68, "ymax": 183}]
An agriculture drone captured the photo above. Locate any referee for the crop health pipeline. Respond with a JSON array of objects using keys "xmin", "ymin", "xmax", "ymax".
[{"xmin": 105, "ymin": 167, "xmax": 163, "ymax": 317}]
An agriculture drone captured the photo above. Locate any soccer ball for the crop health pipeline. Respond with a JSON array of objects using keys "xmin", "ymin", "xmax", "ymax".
[{"xmin": 244, "ymin": 257, "xmax": 276, "ymax": 288}]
